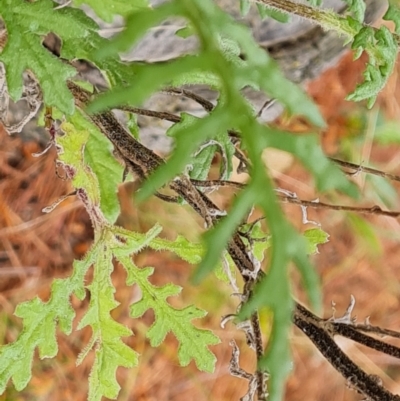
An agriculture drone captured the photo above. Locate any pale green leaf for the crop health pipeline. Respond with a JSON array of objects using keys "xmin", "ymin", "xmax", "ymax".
[
  {"xmin": 58, "ymin": 118, "xmax": 102, "ymax": 213},
  {"xmin": 78, "ymin": 243, "xmax": 138, "ymax": 401},
  {"xmin": 304, "ymin": 228, "xmax": 330, "ymax": 254},
  {"xmin": 145, "ymin": 234, "xmax": 204, "ymax": 265},
  {"xmin": 65, "ymin": 110, "xmax": 124, "ymax": 223},
  {"xmin": 115, "ymin": 249, "xmax": 220, "ymax": 372},
  {"xmin": 347, "ymin": 26, "xmax": 397, "ymax": 108},
  {"xmin": 383, "ymin": 2, "xmax": 400, "ymax": 34},
  {"xmin": 0, "ymin": 252, "xmax": 91, "ymax": 393}
]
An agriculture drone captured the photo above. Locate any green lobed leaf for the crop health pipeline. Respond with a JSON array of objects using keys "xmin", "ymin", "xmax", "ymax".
[
  {"xmin": 87, "ymin": 0, "xmax": 326, "ymax": 208},
  {"xmin": 114, "ymin": 248, "xmax": 220, "ymax": 372},
  {"xmin": 78, "ymin": 240, "xmax": 138, "ymax": 401},
  {"xmin": 0, "ymin": 0, "xmax": 136, "ymax": 113},
  {"xmin": 58, "ymin": 110, "xmax": 178, "ymax": 400},
  {"xmin": 304, "ymin": 227, "xmax": 330, "ymax": 254},
  {"xmin": 88, "ymin": 0, "xmax": 327, "ymax": 203},
  {"xmin": 347, "ymin": 26, "xmax": 397, "ymax": 108},
  {"xmin": 53, "ymin": 6, "xmax": 136, "ymax": 89},
  {"xmin": 0, "ymin": 245, "xmax": 95, "ymax": 393},
  {"xmin": 56, "ymin": 112, "xmax": 141, "ymax": 400},
  {"xmin": 108, "ymin": 225, "xmax": 221, "ymax": 371},
  {"xmin": 0, "ymin": 0, "xmax": 77, "ymax": 113},
  {"xmin": 143, "ymin": 232, "xmax": 204, "ymax": 265}
]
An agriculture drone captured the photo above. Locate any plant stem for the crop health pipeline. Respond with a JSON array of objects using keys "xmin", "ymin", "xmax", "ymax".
[{"xmin": 255, "ymin": 0, "xmax": 360, "ymax": 38}]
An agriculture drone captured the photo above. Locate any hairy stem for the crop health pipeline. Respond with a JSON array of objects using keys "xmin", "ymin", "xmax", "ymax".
[
  {"xmin": 256, "ymin": 0, "xmax": 357, "ymax": 36},
  {"xmin": 256, "ymin": 0, "xmax": 400, "ymax": 45}
]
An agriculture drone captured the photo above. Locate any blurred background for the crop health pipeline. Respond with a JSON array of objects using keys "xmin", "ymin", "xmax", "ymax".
[{"xmin": 3, "ymin": 10, "xmax": 400, "ymax": 401}]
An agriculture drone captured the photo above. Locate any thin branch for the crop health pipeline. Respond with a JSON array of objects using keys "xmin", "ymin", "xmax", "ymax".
[
  {"xmin": 279, "ymin": 196, "xmax": 400, "ymax": 218},
  {"xmin": 256, "ymin": 0, "xmax": 334, "ymax": 27},
  {"xmin": 234, "ymin": 148, "xmax": 251, "ymax": 173},
  {"xmin": 353, "ymin": 324, "xmax": 400, "ymax": 340},
  {"xmin": 191, "ymin": 178, "xmax": 245, "ymax": 190},
  {"xmin": 255, "ymin": 0, "xmax": 400, "ymax": 46},
  {"xmin": 119, "ymin": 94, "xmax": 243, "ymax": 143},
  {"xmin": 192, "ymin": 179, "xmax": 400, "ymax": 218},
  {"xmin": 330, "ymin": 158, "xmax": 400, "ymax": 183},
  {"xmin": 294, "ymin": 303, "xmax": 400, "ymax": 401},
  {"xmin": 251, "ymin": 312, "xmax": 268, "ymax": 399},
  {"xmin": 119, "ymin": 105, "xmax": 181, "ymax": 123},
  {"xmin": 163, "ymin": 86, "xmax": 215, "ymax": 112},
  {"xmin": 257, "ymin": 99, "xmax": 276, "ymax": 118},
  {"xmin": 155, "ymin": 192, "xmax": 181, "ymax": 203},
  {"xmin": 329, "ymin": 322, "xmax": 400, "ymax": 359}
]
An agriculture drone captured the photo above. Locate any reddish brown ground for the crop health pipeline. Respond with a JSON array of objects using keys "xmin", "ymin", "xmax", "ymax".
[{"xmin": 2, "ymin": 47, "xmax": 400, "ymax": 401}]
